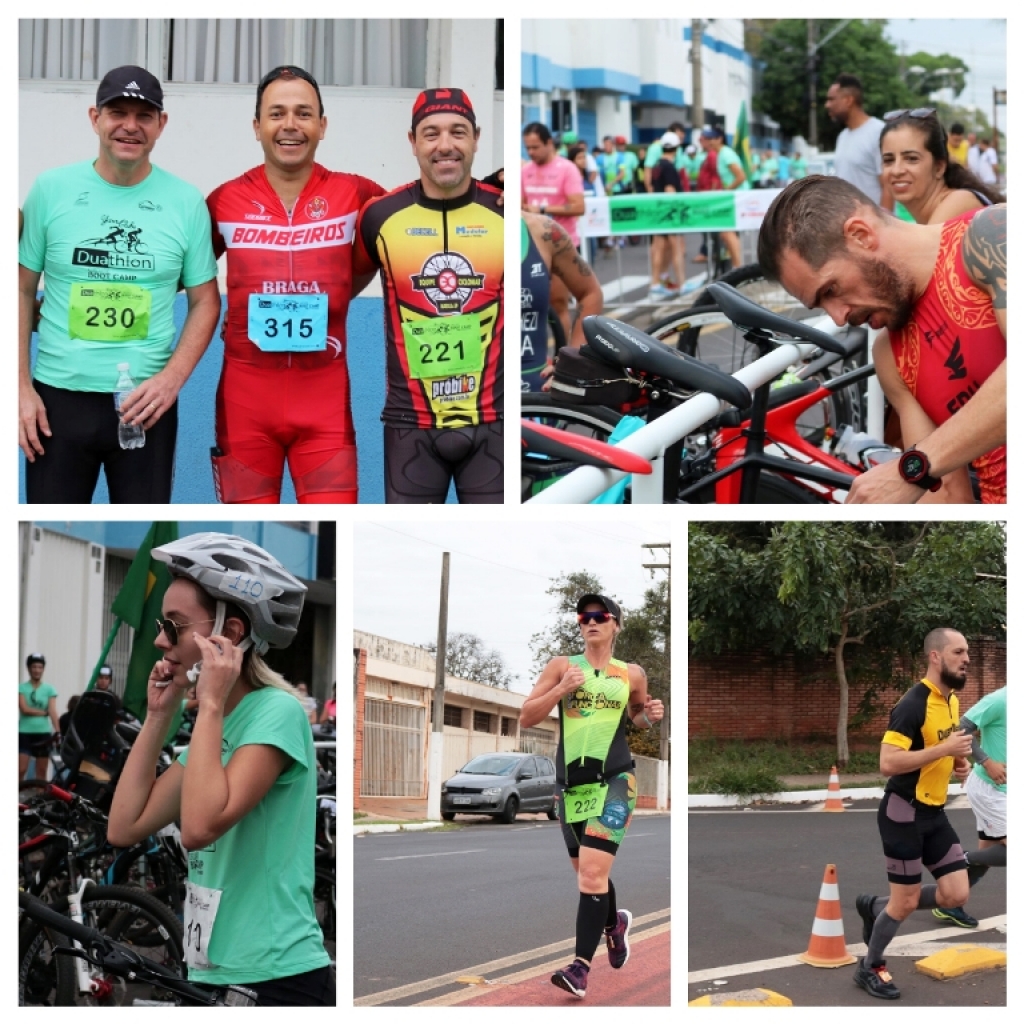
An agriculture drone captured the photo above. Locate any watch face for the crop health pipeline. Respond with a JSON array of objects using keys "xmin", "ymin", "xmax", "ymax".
[{"xmin": 903, "ymin": 452, "xmax": 925, "ymax": 479}]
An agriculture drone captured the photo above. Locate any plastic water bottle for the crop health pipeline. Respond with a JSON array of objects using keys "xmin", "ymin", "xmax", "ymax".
[{"xmin": 114, "ymin": 363, "xmax": 146, "ymax": 450}]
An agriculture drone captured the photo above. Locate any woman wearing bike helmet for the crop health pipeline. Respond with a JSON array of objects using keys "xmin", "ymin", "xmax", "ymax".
[
  {"xmin": 520, "ymin": 594, "xmax": 663, "ymax": 1000},
  {"xmin": 108, "ymin": 532, "xmax": 332, "ymax": 1006}
]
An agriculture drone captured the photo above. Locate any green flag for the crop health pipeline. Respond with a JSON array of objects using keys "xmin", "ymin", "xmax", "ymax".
[
  {"xmin": 734, "ymin": 100, "xmax": 753, "ymax": 181},
  {"xmin": 112, "ymin": 522, "xmax": 179, "ymax": 725}
]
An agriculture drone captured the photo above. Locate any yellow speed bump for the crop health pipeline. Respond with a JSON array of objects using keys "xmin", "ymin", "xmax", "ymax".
[
  {"xmin": 690, "ymin": 988, "xmax": 793, "ymax": 1006},
  {"xmin": 915, "ymin": 945, "xmax": 1007, "ymax": 979}
]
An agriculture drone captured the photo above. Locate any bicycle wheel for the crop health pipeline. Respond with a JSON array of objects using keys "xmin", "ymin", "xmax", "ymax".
[
  {"xmin": 521, "ymin": 395, "xmax": 625, "ymax": 500},
  {"xmin": 18, "ymin": 915, "xmax": 76, "ymax": 1006},
  {"xmin": 50, "ymin": 885, "xmax": 185, "ymax": 1006},
  {"xmin": 314, "ymin": 866, "xmax": 336, "ymax": 943},
  {"xmin": 677, "ymin": 263, "xmax": 816, "ymax": 371}
]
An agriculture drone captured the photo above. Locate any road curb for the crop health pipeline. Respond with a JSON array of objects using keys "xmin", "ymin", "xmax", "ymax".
[
  {"xmin": 354, "ymin": 822, "xmax": 446, "ymax": 835},
  {"xmin": 688, "ymin": 782, "xmax": 967, "ymax": 808}
]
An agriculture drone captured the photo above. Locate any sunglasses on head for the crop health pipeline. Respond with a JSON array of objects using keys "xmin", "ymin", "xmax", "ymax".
[
  {"xmin": 155, "ymin": 617, "xmax": 216, "ymax": 645},
  {"xmin": 578, "ymin": 610, "xmax": 614, "ymax": 625},
  {"xmin": 884, "ymin": 107, "xmax": 937, "ymax": 121}
]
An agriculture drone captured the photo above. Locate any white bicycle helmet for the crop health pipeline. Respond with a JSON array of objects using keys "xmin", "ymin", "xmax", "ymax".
[{"xmin": 152, "ymin": 532, "xmax": 307, "ymax": 655}]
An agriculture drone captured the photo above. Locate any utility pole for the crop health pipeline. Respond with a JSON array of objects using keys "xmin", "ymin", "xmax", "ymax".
[
  {"xmin": 691, "ymin": 20, "xmax": 704, "ymax": 132},
  {"xmin": 426, "ymin": 552, "xmax": 450, "ymax": 820},
  {"xmin": 807, "ymin": 19, "xmax": 818, "ymax": 147},
  {"xmin": 642, "ymin": 543, "xmax": 671, "ymax": 809}
]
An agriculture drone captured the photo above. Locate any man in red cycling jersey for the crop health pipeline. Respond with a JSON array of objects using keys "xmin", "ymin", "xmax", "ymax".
[
  {"xmin": 207, "ymin": 66, "xmax": 385, "ymax": 503},
  {"xmin": 758, "ymin": 175, "xmax": 1005, "ymax": 504},
  {"xmin": 355, "ymin": 88, "xmax": 503, "ymax": 503}
]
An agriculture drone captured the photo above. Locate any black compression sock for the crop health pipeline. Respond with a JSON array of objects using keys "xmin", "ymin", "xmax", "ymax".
[
  {"xmin": 605, "ymin": 879, "xmax": 618, "ymax": 930},
  {"xmin": 967, "ymin": 845, "xmax": 1007, "ymax": 867},
  {"xmin": 576, "ymin": 891, "xmax": 610, "ymax": 962}
]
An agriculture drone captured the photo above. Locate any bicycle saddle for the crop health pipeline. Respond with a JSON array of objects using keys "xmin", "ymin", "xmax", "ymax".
[
  {"xmin": 706, "ymin": 282, "xmax": 847, "ymax": 355},
  {"xmin": 522, "ymin": 420, "xmax": 653, "ymax": 474},
  {"xmin": 581, "ymin": 316, "xmax": 752, "ymax": 409}
]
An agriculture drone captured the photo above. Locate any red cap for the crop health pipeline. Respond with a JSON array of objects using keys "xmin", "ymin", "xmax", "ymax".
[
  {"xmin": 411, "ymin": 87, "xmax": 476, "ymax": 131},
  {"xmin": 615, "ymin": 135, "xmax": 627, "ymax": 145}
]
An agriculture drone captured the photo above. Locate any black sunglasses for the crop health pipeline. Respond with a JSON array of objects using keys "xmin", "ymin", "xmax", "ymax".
[
  {"xmin": 155, "ymin": 617, "xmax": 216, "ymax": 645},
  {"xmin": 883, "ymin": 107, "xmax": 937, "ymax": 121},
  {"xmin": 578, "ymin": 610, "xmax": 614, "ymax": 625}
]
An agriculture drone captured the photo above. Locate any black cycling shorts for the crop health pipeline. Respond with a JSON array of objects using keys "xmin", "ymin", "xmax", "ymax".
[
  {"xmin": 26, "ymin": 380, "xmax": 177, "ymax": 503},
  {"xmin": 877, "ymin": 790, "xmax": 967, "ymax": 885},
  {"xmin": 19, "ymin": 731, "xmax": 52, "ymax": 758},
  {"xmin": 383, "ymin": 421, "xmax": 503, "ymax": 503},
  {"xmin": 196, "ymin": 965, "xmax": 335, "ymax": 1007},
  {"xmin": 558, "ymin": 772, "xmax": 637, "ymax": 858}
]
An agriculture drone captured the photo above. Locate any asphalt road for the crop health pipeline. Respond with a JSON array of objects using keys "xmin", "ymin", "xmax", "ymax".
[
  {"xmin": 354, "ymin": 813, "xmax": 670, "ymax": 1002},
  {"xmin": 689, "ymin": 799, "xmax": 1006, "ymax": 1006}
]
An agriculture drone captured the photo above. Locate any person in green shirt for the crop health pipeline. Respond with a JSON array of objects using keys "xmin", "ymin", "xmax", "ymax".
[
  {"xmin": 790, "ymin": 151, "xmax": 809, "ymax": 180},
  {"xmin": 702, "ymin": 127, "xmax": 748, "ymax": 269},
  {"xmin": 615, "ymin": 136, "xmax": 639, "ymax": 193},
  {"xmin": 108, "ymin": 533, "xmax": 332, "ymax": 1005},
  {"xmin": 19, "ymin": 653, "xmax": 60, "ymax": 781},
  {"xmin": 18, "ymin": 65, "xmax": 220, "ymax": 503}
]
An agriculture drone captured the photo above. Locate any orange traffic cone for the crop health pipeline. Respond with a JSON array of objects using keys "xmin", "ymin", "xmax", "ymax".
[
  {"xmin": 797, "ymin": 863, "xmax": 856, "ymax": 968},
  {"xmin": 823, "ymin": 765, "xmax": 845, "ymax": 812}
]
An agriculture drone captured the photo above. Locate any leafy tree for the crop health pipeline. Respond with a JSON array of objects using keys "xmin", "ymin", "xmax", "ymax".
[
  {"xmin": 901, "ymin": 52, "xmax": 970, "ymax": 105},
  {"xmin": 423, "ymin": 631, "xmax": 517, "ymax": 690},
  {"xmin": 530, "ymin": 571, "xmax": 670, "ymax": 759},
  {"xmin": 753, "ymin": 20, "xmax": 917, "ymax": 145},
  {"xmin": 690, "ymin": 522, "xmax": 1004, "ymax": 765}
]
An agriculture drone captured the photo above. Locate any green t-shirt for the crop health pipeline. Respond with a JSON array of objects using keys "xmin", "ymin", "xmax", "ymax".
[
  {"xmin": 790, "ymin": 157, "xmax": 808, "ymax": 180},
  {"xmin": 966, "ymin": 686, "xmax": 1006, "ymax": 793},
  {"xmin": 681, "ymin": 151, "xmax": 705, "ymax": 182},
  {"xmin": 177, "ymin": 686, "xmax": 329, "ymax": 985},
  {"xmin": 19, "ymin": 160, "xmax": 217, "ymax": 393},
  {"xmin": 644, "ymin": 143, "xmax": 686, "ymax": 172},
  {"xmin": 19, "ymin": 681, "xmax": 58, "ymax": 733},
  {"xmin": 717, "ymin": 146, "xmax": 750, "ymax": 191},
  {"xmin": 619, "ymin": 150, "xmax": 640, "ymax": 180}
]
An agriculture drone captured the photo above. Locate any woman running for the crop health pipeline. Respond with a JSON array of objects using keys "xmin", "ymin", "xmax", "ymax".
[
  {"xmin": 521, "ymin": 593, "xmax": 664, "ymax": 999},
  {"xmin": 108, "ymin": 532, "xmax": 333, "ymax": 1006}
]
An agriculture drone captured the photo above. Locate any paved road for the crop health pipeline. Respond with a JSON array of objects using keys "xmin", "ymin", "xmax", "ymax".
[
  {"xmin": 354, "ymin": 813, "xmax": 670, "ymax": 1004},
  {"xmin": 689, "ymin": 798, "xmax": 1006, "ymax": 1006}
]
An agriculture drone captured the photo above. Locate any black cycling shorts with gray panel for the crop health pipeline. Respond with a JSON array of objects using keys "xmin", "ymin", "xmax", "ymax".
[{"xmin": 877, "ymin": 791, "xmax": 967, "ymax": 885}]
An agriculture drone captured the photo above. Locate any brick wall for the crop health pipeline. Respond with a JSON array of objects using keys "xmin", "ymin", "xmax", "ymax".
[
  {"xmin": 353, "ymin": 647, "xmax": 367, "ymax": 810},
  {"xmin": 689, "ymin": 639, "xmax": 1005, "ymax": 745}
]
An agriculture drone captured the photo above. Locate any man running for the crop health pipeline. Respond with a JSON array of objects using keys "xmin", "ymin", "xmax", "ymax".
[
  {"xmin": 19, "ymin": 65, "xmax": 220, "ymax": 503},
  {"xmin": 355, "ymin": 89, "xmax": 503, "ymax": 503},
  {"xmin": 206, "ymin": 66, "xmax": 385, "ymax": 503},
  {"xmin": 853, "ymin": 628, "xmax": 974, "ymax": 999},
  {"xmin": 757, "ymin": 175, "xmax": 1005, "ymax": 503}
]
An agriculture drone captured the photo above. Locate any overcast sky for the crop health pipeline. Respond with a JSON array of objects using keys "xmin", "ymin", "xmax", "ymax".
[
  {"xmin": 883, "ymin": 19, "xmax": 1006, "ymax": 113},
  {"xmin": 352, "ymin": 520, "xmax": 671, "ymax": 693}
]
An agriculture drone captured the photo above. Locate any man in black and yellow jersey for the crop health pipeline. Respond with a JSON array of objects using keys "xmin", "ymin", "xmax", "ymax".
[
  {"xmin": 354, "ymin": 88, "xmax": 503, "ymax": 503},
  {"xmin": 853, "ymin": 628, "xmax": 975, "ymax": 1000}
]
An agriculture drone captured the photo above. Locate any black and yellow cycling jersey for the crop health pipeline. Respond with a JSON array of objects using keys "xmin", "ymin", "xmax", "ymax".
[
  {"xmin": 554, "ymin": 655, "xmax": 633, "ymax": 786},
  {"xmin": 882, "ymin": 678, "xmax": 960, "ymax": 807},
  {"xmin": 355, "ymin": 180, "xmax": 503, "ymax": 430}
]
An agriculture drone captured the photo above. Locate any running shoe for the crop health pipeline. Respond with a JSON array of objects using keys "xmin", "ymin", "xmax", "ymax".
[
  {"xmin": 932, "ymin": 905, "xmax": 979, "ymax": 928},
  {"xmin": 853, "ymin": 958, "xmax": 900, "ymax": 1000},
  {"xmin": 855, "ymin": 893, "xmax": 879, "ymax": 945},
  {"xmin": 605, "ymin": 909, "xmax": 633, "ymax": 969},
  {"xmin": 551, "ymin": 959, "xmax": 589, "ymax": 999},
  {"xmin": 648, "ymin": 284, "xmax": 676, "ymax": 300}
]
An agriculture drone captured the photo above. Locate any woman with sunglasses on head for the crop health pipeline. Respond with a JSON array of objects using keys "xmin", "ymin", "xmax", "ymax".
[
  {"xmin": 108, "ymin": 532, "xmax": 333, "ymax": 1006},
  {"xmin": 880, "ymin": 110, "xmax": 1004, "ymax": 227},
  {"xmin": 521, "ymin": 593, "xmax": 664, "ymax": 1000}
]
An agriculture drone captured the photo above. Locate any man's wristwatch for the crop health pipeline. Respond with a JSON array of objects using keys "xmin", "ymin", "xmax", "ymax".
[
  {"xmin": 539, "ymin": 202, "xmax": 548, "ymax": 215},
  {"xmin": 898, "ymin": 445, "xmax": 941, "ymax": 491}
]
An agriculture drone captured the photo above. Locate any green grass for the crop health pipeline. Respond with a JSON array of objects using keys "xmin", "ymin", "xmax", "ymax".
[{"xmin": 688, "ymin": 738, "xmax": 883, "ymax": 795}]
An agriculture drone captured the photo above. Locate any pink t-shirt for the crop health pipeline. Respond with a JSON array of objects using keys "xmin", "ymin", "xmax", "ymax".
[{"xmin": 522, "ymin": 155, "xmax": 584, "ymax": 246}]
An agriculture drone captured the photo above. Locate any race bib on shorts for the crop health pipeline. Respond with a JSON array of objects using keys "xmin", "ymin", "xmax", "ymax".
[
  {"xmin": 402, "ymin": 313, "xmax": 483, "ymax": 379},
  {"xmin": 248, "ymin": 293, "xmax": 327, "ymax": 352},
  {"xmin": 68, "ymin": 283, "xmax": 151, "ymax": 341},
  {"xmin": 562, "ymin": 782, "xmax": 608, "ymax": 824},
  {"xmin": 184, "ymin": 881, "xmax": 223, "ymax": 970}
]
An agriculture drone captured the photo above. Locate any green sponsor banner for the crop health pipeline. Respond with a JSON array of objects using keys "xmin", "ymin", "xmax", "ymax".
[{"xmin": 606, "ymin": 192, "xmax": 738, "ymax": 235}]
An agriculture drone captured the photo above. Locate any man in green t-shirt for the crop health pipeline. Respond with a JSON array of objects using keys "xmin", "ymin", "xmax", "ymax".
[
  {"xmin": 18, "ymin": 65, "xmax": 220, "ymax": 504},
  {"xmin": 19, "ymin": 653, "xmax": 60, "ymax": 781},
  {"xmin": 702, "ymin": 127, "xmax": 748, "ymax": 270}
]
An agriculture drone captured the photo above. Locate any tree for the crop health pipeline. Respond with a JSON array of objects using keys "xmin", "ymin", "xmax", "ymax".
[
  {"xmin": 753, "ymin": 20, "xmax": 918, "ymax": 145},
  {"xmin": 423, "ymin": 632, "xmax": 517, "ymax": 690},
  {"xmin": 530, "ymin": 571, "xmax": 670, "ymax": 759},
  {"xmin": 690, "ymin": 522, "xmax": 1005, "ymax": 766}
]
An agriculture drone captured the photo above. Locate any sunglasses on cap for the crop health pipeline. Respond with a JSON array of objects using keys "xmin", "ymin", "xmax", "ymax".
[
  {"xmin": 578, "ymin": 610, "xmax": 614, "ymax": 625},
  {"xmin": 883, "ymin": 107, "xmax": 937, "ymax": 121},
  {"xmin": 155, "ymin": 617, "xmax": 216, "ymax": 645}
]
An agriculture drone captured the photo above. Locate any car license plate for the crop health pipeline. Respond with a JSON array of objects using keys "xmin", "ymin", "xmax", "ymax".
[{"xmin": 453, "ymin": 797, "xmax": 472, "ymax": 805}]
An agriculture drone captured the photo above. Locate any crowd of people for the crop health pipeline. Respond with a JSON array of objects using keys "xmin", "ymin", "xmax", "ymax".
[{"xmin": 20, "ymin": 65, "xmax": 505, "ymax": 505}]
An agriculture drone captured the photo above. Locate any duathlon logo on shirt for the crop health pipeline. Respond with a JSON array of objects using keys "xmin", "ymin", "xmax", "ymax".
[
  {"xmin": 306, "ymin": 196, "xmax": 329, "ymax": 220},
  {"xmin": 74, "ymin": 214, "xmax": 155, "ymax": 272},
  {"xmin": 412, "ymin": 252, "xmax": 483, "ymax": 313}
]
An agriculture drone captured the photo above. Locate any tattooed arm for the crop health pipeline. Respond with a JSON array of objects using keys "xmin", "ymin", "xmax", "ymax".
[
  {"xmin": 848, "ymin": 206, "xmax": 1005, "ymax": 503},
  {"xmin": 540, "ymin": 216, "xmax": 604, "ymax": 347}
]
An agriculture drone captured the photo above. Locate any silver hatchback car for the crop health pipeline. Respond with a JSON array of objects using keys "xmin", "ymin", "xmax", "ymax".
[{"xmin": 441, "ymin": 752, "xmax": 558, "ymax": 824}]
